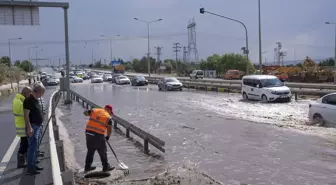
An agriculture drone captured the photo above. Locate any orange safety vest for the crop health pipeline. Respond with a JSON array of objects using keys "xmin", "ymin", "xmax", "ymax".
[{"xmin": 85, "ymin": 108, "xmax": 111, "ymax": 135}]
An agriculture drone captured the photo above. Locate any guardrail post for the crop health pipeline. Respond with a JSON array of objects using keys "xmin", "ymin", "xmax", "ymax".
[
  {"xmin": 82, "ymin": 100, "xmax": 84, "ymax": 107},
  {"xmin": 295, "ymin": 92, "xmax": 298, "ymax": 101},
  {"xmin": 126, "ymin": 127, "xmax": 130, "ymax": 138},
  {"xmin": 76, "ymin": 96, "xmax": 79, "ymax": 102},
  {"xmin": 53, "ymin": 125, "xmax": 60, "ymax": 141},
  {"xmin": 56, "ymin": 140, "xmax": 66, "ymax": 172},
  {"xmin": 113, "ymin": 120, "xmax": 118, "ymax": 129},
  {"xmin": 144, "ymin": 138, "xmax": 149, "ymax": 154},
  {"xmin": 86, "ymin": 102, "xmax": 89, "ymax": 109}
]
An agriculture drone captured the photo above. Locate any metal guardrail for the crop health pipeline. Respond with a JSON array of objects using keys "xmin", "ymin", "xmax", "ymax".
[
  {"xmin": 89, "ymin": 68, "xmax": 336, "ymax": 90},
  {"xmin": 69, "ymin": 90, "xmax": 165, "ymax": 154},
  {"xmin": 124, "ymin": 76, "xmax": 335, "ymax": 99}
]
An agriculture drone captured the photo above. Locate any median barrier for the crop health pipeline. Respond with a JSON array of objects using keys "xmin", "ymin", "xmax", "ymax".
[
  {"xmin": 49, "ymin": 90, "xmax": 75, "ymax": 185},
  {"xmin": 68, "ymin": 90, "xmax": 165, "ymax": 154}
]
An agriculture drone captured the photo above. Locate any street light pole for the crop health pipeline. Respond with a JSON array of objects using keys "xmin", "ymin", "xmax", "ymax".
[
  {"xmin": 200, "ymin": 8, "xmax": 249, "ymax": 74},
  {"xmin": 28, "ymin": 46, "xmax": 38, "ymax": 71},
  {"xmin": 326, "ymin": 21, "xmax": 336, "ymax": 84},
  {"xmin": 8, "ymin": 37, "xmax": 22, "ymax": 89},
  {"xmin": 134, "ymin": 17, "xmax": 162, "ymax": 77},
  {"xmin": 258, "ymin": 0, "xmax": 262, "ymax": 73},
  {"xmin": 101, "ymin": 35, "xmax": 120, "ymax": 63}
]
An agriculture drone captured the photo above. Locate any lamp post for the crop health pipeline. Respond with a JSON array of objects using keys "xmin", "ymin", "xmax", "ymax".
[
  {"xmin": 8, "ymin": 37, "xmax": 22, "ymax": 89},
  {"xmin": 134, "ymin": 17, "xmax": 162, "ymax": 77},
  {"xmin": 91, "ymin": 42, "xmax": 99, "ymax": 66},
  {"xmin": 258, "ymin": 0, "xmax": 262, "ymax": 73},
  {"xmin": 325, "ymin": 21, "xmax": 336, "ymax": 84},
  {"xmin": 200, "ymin": 8, "xmax": 249, "ymax": 74},
  {"xmin": 28, "ymin": 45, "xmax": 38, "ymax": 72},
  {"xmin": 101, "ymin": 35, "xmax": 120, "ymax": 63},
  {"xmin": 35, "ymin": 49, "xmax": 43, "ymax": 69}
]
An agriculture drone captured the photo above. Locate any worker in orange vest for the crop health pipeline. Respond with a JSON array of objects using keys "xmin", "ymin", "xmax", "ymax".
[{"xmin": 83, "ymin": 104, "xmax": 115, "ymax": 172}]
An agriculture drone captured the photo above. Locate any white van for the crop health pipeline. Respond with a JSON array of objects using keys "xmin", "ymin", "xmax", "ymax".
[
  {"xmin": 189, "ymin": 70, "xmax": 204, "ymax": 79},
  {"xmin": 241, "ymin": 75, "xmax": 291, "ymax": 102}
]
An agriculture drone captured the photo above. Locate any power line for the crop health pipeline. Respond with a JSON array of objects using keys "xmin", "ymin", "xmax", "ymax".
[{"xmin": 0, "ymin": 32, "xmax": 188, "ymax": 46}]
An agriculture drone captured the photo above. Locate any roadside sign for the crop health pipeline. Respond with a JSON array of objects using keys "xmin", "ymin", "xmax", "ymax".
[
  {"xmin": 0, "ymin": 0, "xmax": 40, "ymax": 25},
  {"xmin": 160, "ymin": 65, "xmax": 166, "ymax": 70}
]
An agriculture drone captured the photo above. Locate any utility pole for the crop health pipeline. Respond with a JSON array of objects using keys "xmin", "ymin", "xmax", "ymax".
[
  {"xmin": 155, "ymin": 46, "xmax": 163, "ymax": 63},
  {"xmin": 183, "ymin": 46, "xmax": 188, "ymax": 63},
  {"xmin": 173, "ymin": 43, "xmax": 181, "ymax": 74},
  {"xmin": 59, "ymin": 58, "xmax": 61, "ymax": 67}
]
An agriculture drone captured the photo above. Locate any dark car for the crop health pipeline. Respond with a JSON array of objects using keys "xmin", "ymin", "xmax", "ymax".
[
  {"xmin": 82, "ymin": 75, "xmax": 90, "ymax": 80},
  {"xmin": 158, "ymin": 77, "xmax": 183, "ymax": 91},
  {"xmin": 111, "ymin": 74, "xmax": 122, "ymax": 83},
  {"xmin": 131, "ymin": 76, "xmax": 148, "ymax": 86},
  {"xmin": 46, "ymin": 78, "xmax": 58, "ymax": 86}
]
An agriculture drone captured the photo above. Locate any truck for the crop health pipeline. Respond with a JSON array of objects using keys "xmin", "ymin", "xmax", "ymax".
[{"xmin": 113, "ymin": 64, "xmax": 125, "ymax": 74}]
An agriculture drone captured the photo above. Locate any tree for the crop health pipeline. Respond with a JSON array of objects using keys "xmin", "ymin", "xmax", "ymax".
[
  {"xmin": 200, "ymin": 53, "xmax": 254, "ymax": 75},
  {"xmin": 12, "ymin": 67, "xmax": 22, "ymax": 87},
  {"xmin": 14, "ymin": 60, "xmax": 20, "ymax": 67},
  {"xmin": 319, "ymin": 58, "xmax": 335, "ymax": 66},
  {"xmin": 0, "ymin": 63, "xmax": 7, "ymax": 83},
  {"xmin": 0, "ymin": 56, "xmax": 11, "ymax": 67},
  {"xmin": 302, "ymin": 56, "xmax": 317, "ymax": 73},
  {"xmin": 19, "ymin": 60, "xmax": 34, "ymax": 72}
]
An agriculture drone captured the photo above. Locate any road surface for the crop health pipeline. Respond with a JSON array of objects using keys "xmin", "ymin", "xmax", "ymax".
[{"xmin": 57, "ymin": 80, "xmax": 336, "ymax": 184}]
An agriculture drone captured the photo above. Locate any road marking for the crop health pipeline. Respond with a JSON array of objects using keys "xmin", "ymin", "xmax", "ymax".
[{"xmin": 0, "ymin": 136, "xmax": 20, "ymax": 179}]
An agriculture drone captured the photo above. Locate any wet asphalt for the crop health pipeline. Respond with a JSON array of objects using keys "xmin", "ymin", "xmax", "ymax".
[{"xmin": 54, "ymin": 79, "xmax": 336, "ymax": 185}]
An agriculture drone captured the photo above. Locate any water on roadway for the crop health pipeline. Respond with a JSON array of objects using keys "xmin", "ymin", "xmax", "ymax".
[{"xmin": 56, "ymin": 80, "xmax": 336, "ymax": 184}]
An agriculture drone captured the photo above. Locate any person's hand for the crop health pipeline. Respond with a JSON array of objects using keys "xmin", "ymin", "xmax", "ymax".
[
  {"xmin": 27, "ymin": 127, "xmax": 34, "ymax": 137},
  {"xmin": 105, "ymin": 136, "xmax": 110, "ymax": 141}
]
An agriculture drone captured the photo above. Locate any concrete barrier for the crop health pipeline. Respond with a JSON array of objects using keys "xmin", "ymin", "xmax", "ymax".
[{"xmin": 49, "ymin": 91, "xmax": 75, "ymax": 185}]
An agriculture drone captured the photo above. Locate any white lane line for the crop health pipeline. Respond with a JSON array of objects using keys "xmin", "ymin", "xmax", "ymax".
[{"xmin": 0, "ymin": 136, "xmax": 20, "ymax": 179}]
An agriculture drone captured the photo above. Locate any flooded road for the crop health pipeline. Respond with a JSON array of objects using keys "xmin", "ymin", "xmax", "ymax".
[{"xmin": 56, "ymin": 81, "xmax": 336, "ymax": 184}]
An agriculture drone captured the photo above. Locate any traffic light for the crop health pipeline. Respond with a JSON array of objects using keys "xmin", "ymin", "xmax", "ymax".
[{"xmin": 200, "ymin": 8, "xmax": 205, "ymax": 14}]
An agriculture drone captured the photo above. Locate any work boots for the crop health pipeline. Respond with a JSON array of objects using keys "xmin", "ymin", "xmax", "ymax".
[
  {"xmin": 102, "ymin": 164, "xmax": 115, "ymax": 172},
  {"xmin": 17, "ymin": 153, "xmax": 26, "ymax": 168},
  {"xmin": 84, "ymin": 166, "xmax": 96, "ymax": 173}
]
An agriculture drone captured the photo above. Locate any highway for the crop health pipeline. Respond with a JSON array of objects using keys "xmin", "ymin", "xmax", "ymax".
[
  {"xmin": 89, "ymin": 68, "xmax": 336, "ymax": 87},
  {"xmin": 59, "ymin": 79, "xmax": 336, "ymax": 184}
]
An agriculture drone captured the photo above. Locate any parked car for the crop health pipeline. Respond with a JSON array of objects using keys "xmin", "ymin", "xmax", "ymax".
[
  {"xmin": 158, "ymin": 77, "xmax": 183, "ymax": 91},
  {"xmin": 131, "ymin": 76, "xmax": 148, "ymax": 86},
  {"xmin": 241, "ymin": 75, "xmax": 291, "ymax": 103},
  {"xmin": 91, "ymin": 75, "xmax": 103, "ymax": 83},
  {"xmin": 103, "ymin": 74, "xmax": 113, "ymax": 81},
  {"xmin": 70, "ymin": 76, "xmax": 83, "ymax": 83},
  {"xmin": 189, "ymin": 70, "xmax": 204, "ymax": 79},
  {"xmin": 46, "ymin": 78, "xmax": 58, "ymax": 86},
  {"xmin": 112, "ymin": 74, "xmax": 122, "ymax": 83},
  {"xmin": 115, "ymin": 76, "xmax": 131, "ymax": 85},
  {"xmin": 308, "ymin": 93, "xmax": 336, "ymax": 126}
]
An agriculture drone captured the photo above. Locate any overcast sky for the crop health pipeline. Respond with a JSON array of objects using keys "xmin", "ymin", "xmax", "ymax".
[{"xmin": 0, "ymin": 0, "xmax": 335, "ymax": 65}]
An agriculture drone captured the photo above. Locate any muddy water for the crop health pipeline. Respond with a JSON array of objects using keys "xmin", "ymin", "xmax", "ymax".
[{"xmin": 58, "ymin": 82, "xmax": 336, "ymax": 184}]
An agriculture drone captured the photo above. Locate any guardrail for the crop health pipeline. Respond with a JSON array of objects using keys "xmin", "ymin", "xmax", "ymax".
[
  {"xmin": 124, "ymin": 75, "xmax": 335, "ymax": 99},
  {"xmin": 49, "ymin": 91, "xmax": 75, "ymax": 185},
  {"xmin": 89, "ymin": 68, "xmax": 336, "ymax": 91},
  {"xmin": 69, "ymin": 90, "xmax": 165, "ymax": 154}
]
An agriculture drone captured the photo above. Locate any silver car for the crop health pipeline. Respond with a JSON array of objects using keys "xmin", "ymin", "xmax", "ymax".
[{"xmin": 158, "ymin": 77, "xmax": 183, "ymax": 91}]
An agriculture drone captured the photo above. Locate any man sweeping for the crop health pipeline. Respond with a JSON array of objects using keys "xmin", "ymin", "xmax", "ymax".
[{"xmin": 83, "ymin": 104, "xmax": 115, "ymax": 172}]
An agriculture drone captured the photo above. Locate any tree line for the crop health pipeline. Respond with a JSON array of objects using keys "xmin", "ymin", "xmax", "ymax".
[
  {"xmin": 0, "ymin": 56, "xmax": 34, "ymax": 84},
  {"xmin": 87, "ymin": 53, "xmax": 251, "ymax": 77}
]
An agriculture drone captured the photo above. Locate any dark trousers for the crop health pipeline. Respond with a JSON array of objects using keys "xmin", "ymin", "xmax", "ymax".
[
  {"xmin": 18, "ymin": 137, "xmax": 28, "ymax": 154},
  {"xmin": 85, "ymin": 132, "xmax": 108, "ymax": 168}
]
